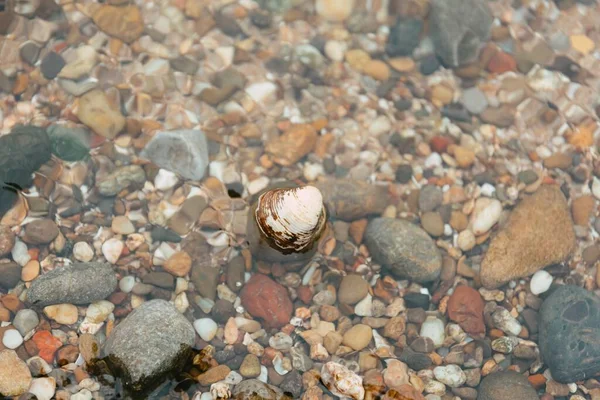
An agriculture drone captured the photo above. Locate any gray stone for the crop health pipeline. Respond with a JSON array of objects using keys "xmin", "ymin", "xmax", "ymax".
[
  {"xmin": 539, "ymin": 285, "xmax": 600, "ymax": 383},
  {"xmin": 12, "ymin": 309, "xmax": 39, "ymax": 336},
  {"xmin": 19, "ymin": 41, "xmax": 41, "ymax": 65},
  {"xmin": 477, "ymin": 370, "xmax": 538, "ymax": 400},
  {"xmin": 386, "ymin": 18, "xmax": 423, "ymax": 57},
  {"xmin": 429, "ymin": 0, "xmax": 493, "ymax": 67},
  {"xmin": 57, "ymin": 77, "xmax": 99, "ymax": 97},
  {"xmin": 364, "ymin": 218, "xmax": 442, "ymax": 283},
  {"xmin": 232, "ymin": 379, "xmax": 288, "ymax": 400},
  {"xmin": 47, "ymin": 125, "xmax": 91, "ymax": 162},
  {"xmin": 97, "ymin": 165, "xmax": 146, "ymax": 196},
  {"xmin": 40, "ymin": 51, "xmax": 65, "ymax": 79},
  {"xmin": 27, "ymin": 262, "xmax": 117, "ymax": 306},
  {"xmin": 462, "ymin": 87, "xmax": 488, "ymax": 115},
  {"xmin": 419, "ymin": 185, "xmax": 443, "ymax": 212},
  {"xmin": 0, "ymin": 262, "xmax": 21, "ymax": 289},
  {"xmin": 101, "ymin": 300, "xmax": 195, "ymax": 394},
  {"xmin": 169, "ymin": 56, "xmax": 199, "ymax": 75},
  {"xmin": 140, "ymin": 129, "xmax": 209, "ymax": 181}
]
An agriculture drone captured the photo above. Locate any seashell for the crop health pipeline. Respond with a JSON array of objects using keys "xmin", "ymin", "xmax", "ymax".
[{"xmin": 254, "ymin": 186, "xmax": 326, "ymax": 255}]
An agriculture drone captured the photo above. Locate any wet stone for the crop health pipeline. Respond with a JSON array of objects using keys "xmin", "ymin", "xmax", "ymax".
[
  {"xmin": 477, "ymin": 370, "xmax": 538, "ymax": 400},
  {"xmin": 170, "ymin": 55, "xmax": 199, "ymax": 75},
  {"xmin": 539, "ymin": 285, "xmax": 600, "ymax": 383},
  {"xmin": 27, "ymin": 262, "xmax": 117, "ymax": 306},
  {"xmin": 102, "ymin": 300, "xmax": 194, "ymax": 394},
  {"xmin": 142, "ymin": 272, "xmax": 174, "ymax": 289},
  {"xmin": 386, "ymin": 18, "xmax": 423, "ymax": 57},
  {"xmin": 404, "ymin": 293, "xmax": 430, "ymax": 310},
  {"xmin": 365, "ymin": 218, "xmax": 442, "ymax": 283},
  {"xmin": 0, "ymin": 262, "xmax": 21, "ymax": 289},
  {"xmin": 47, "ymin": 125, "xmax": 91, "ymax": 162},
  {"xmin": 19, "ymin": 41, "xmax": 41, "ymax": 65},
  {"xmin": 40, "ymin": 51, "xmax": 65, "ymax": 79},
  {"xmin": 419, "ymin": 185, "xmax": 443, "ymax": 212},
  {"xmin": 151, "ymin": 226, "xmax": 182, "ymax": 243}
]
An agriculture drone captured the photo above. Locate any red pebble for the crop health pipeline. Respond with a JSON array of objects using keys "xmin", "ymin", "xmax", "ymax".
[
  {"xmin": 32, "ymin": 330, "xmax": 63, "ymax": 364},
  {"xmin": 447, "ymin": 285, "xmax": 486, "ymax": 336},
  {"xmin": 487, "ymin": 51, "xmax": 517, "ymax": 74},
  {"xmin": 429, "ymin": 136, "xmax": 452, "ymax": 153},
  {"xmin": 296, "ymin": 285, "xmax": 313, "ymax": 304},
  {"xmin": 240, "ymin": 274, "xmax": 293, "ymax": 329}
]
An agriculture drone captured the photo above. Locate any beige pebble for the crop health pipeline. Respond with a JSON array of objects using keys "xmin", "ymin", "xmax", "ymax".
[
  {"xmin": 21, "ymin": 260, "xmax": 40, "ymax": 282},
  {"xmin": 111, "ymin": 216, "xmax": 135, "ymax": 235},
  {"xmin": 342, "ymin": 324, "xmax": 372, "ymax": 350},
  {"xmin": 44, "ymin": 304, "xmax": 78, "ymax": 325}
]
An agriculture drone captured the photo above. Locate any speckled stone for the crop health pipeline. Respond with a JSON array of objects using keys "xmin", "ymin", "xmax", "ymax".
[{"xmin": 477, "ymin": 370, "xmax": 538, "ymax": 400}]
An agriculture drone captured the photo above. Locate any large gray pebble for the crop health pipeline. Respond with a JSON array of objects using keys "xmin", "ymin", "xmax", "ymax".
[
  {"xmin": 140, "ymin": 129, "xmax": 209, "ymax": 180},
  {"xmin": 477, "ymin": 370, "xmax": 538, "ymax": 400},
  {"xmin": 102, "ymin": 300, "xmax": 195, "ymax": 394},
  {"xmin": 27, "ymin": 262, "xmax": 117, "ymax": 306},
  {"xmin": 13, "ymin": 309, "xmax": 39, "ymax": 336},
  {"xmin": 429, "ymin": 0, "xmax": 493, "ymax": 67},
  {"xmin": 364, "ymin": 218, "xmax": 442, "ymax": 283}
]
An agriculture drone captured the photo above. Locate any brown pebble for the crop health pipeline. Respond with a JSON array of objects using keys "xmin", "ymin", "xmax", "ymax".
[
  {"xmin": 543, "ymin": 153, "xmax": 572, "ymax": 170},
  {"xmin": 421, "ymin": 212, "xmax": 444, "ymax": 237},
  {"xmin": 450, "ymin": 211, "xmax": 469, "ymax": 232},
  {"xmin": 571, "ymin": 195, "xmax": 595, "ymax": 226}
]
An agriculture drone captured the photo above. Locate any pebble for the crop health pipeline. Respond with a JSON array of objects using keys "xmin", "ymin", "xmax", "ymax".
[
  {"xmin": 0, "ymin": 261, "xmax": 21, "ymax": 289},
  {"xmin": 0, "ymin": 350, "xmax": 32, "ymax": 397},
  {"xmin": 477, "ymin": 370, "xmax": 538, "ymax": 400},
  {"xmin": 383, "ymin": 359, "xmax": 409, "ymax": 390},
  {"xmin": 420, "ymin": 316, "xmax": 445, "ymax": 347},
  {"xmin": 75, "ymin": 90, "xmax": 125, "ymax": 139},
  {"xmin": 44, "ymin": 303, "xmax": 78, "ymax": 325},
  {"xmin": 40, "ymin": 51, "xmax": 65, "ymax": 79},
  {"xmin": 315, "ymin": 0, "xmax": 355, "ymax": 22},
  {"xmin": 85, "ymin": 300, "xmax": 114, "ymax": 323},
  {"xmin": 58, "ymin": 45, "xmax": 97, "ymax": 80},
  {"xmin": 27, "ymin": 262, "xmax": 117, "ymax": 306},
  {"xmin": 23, "ymin": 219, "xmax": 59, "ymax": 245},
  {"xmin": 462, "ymin": 87, "xmax": 488, "ymax": 114},
  {"xmin": 320, "ymin": 362, "xmax": 365, "ymax": 400},
  {"xmin": 140, "ymin": 129, "xmax": 209, "ymax": 180},
  {"xmin": 365, "ymin": 218, "xmax": 442, "ymax": 283},
  {"xmin": 457, "ymin": 229, "xmax": 476, "ymax": 251},
  {"xmin": 102, "ymin": 300, "xmax": 195, "ymax": 389},
  {"xmin": 447, "ymin": 285, "xmax": 485, "ymax": 335},
  {"xmin": 73, "ymin": 242, "xmax": 94, "ymax": 262},
  {"xmin": 46, "ymin": 125, "xmax": 91, "ymax": 162},
  {"xmin": 315, "ymin": 178, "xmax": 389, "ymax": 221},
  {"xmin": 232, "ymin": 379, "xmax": 285, "ymax": 399},
  {"xmin": 265, "ymin": 124, "xmax": 317, "ymax": 167},
  {"xmin": 396, "ymin": 165, "xmax": 413, "ymax": 183},
  {"xmin": 386, "ymin": 18, "xmax": 423, "ymax": 57},
  {"xmin": 539, "ymin": 285, "xmax": 600, "ymax": 383},
  {"xmin": 102, "ymin": 238, "xmax": 123, "ymax": 264},
  {"xmin": 28, "ymin": 377, "xmax": 56, "ymax": 400},
  {"xmin": 97, "ymin": 165, "xmax": 146, "ymax": 196},
  {"xmin": 342, "ymin": 324, "xmax": 372, "ymax": 351},
  {"xmin": 529, "ymin": 270, "xmax": 553, "ymax": 295},
  {"xmin": 2, "ymin": 329, "xmax": 23, "ymax": 349},
  {"xmin": 193, "ymin": 318, "xmax": 218, "ymax": 342},
  {"xmin": 571, "ymin": 195, "xmax": 595, "ymax": 226},
  {"xmin": 338, "ymin": 274, "xmax": 369, "ymax": 305},
  {"xmin": 421, "ymin": 212, "xmax": 444, "ymax": 237},
  {"xmin": 111, "ymin": 216, "xmax": 135, "ymax": 235},
  {"xmin": 13, "ymin": 309, "xmax": 39, "ymax": 336},
  {"xmin": 469, "ymin": 198, "xmax": 502, "ymax": 235},
  {"xmin": 91, "ymin": 5, "xmax": 144, "ymax": 43},
  {"xmin": 240, "ymin": 274, "xmax": 292, "ymax": 328},
  {"xmin": 429, "ymin": 0, "xmax": 493, "ymax": 66},
  {"xmin": 164, "ymin": 251, "xmax": 192, "ymax": 277},
  {"xmin": 481, "ymin": 186, "xmax": 576, "ymax": 289},
  {"xmin": 197, "ymin": 365, "xmax": 231, "ymax": 386},
  {"xmin": 239, "ymin": 354, "xmax": 261, "ymax": 378},
  {"xmin": 419, "ymin": 185, "xmax": 443, "ymax": 212},
  {"xmin": 433, "ymin": 365, "xmax": 466, "ymax": 388},
  {"xmin": 491, "ymin": 308, "xmax": 522, "ymax": 336}
]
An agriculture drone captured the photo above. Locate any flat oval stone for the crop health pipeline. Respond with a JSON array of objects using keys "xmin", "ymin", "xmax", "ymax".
[
  {"xmin": 539, "ymin": 285, "xmax": 600, "ymax": 383},
  {"xmin": 477, "ymin": 370, "xmax": 538, "ymax": 400}
]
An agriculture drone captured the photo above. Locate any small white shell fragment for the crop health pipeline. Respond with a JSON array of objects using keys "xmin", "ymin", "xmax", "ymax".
[
  {"xmin": 321, "ymin": 362, "xmax": 365, "ymax": 400},
  {"xmin": 255, "ymin": 186, "xmax": 326, "ymax": 252},
  {"xmin": 530, "ymin": 270, "xmax": 553, "ymax": 295}
]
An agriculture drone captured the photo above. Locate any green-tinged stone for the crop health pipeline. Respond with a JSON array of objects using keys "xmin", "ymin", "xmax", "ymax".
[{"xmin": 47, "ymin": 125, "xmax": 91, "ymax": 161}]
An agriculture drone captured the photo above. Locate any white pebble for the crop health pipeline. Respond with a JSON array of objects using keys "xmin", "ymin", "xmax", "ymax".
[
  {"xmin": 154, "ymin": 169, "xmax": 179, "ymax": 191},
  {"xmin": 245, "ymin": 82, "xmax": 279, "ymax": 106},
  {"xmin": 119, "ymin": 276, "xmax": 136, "ymax": 293},
  {"xmin": 28, "ymin": 377, "xmax": 56, "ymax": 400},
  {"xmin": 11, "ymin": 240, "xmax": 31, "ymax": 266},
  {"xmin": 194, "ymin": 318, "xmax": 218, "ymax": 341},
  {"xmin": 85, "ymin": 300, "xmax": 114, "ymax": 324},
  {"xmin": 71, "ymin": 389, "xmax": 93, "ymax": 400},
  {"xmin": 324, "ymin": 40, "xmax": 347, "ymax": 61},
  {"xmin": 433, "ymin": 365, "xmax": 466, "ymax": 388},
  {"xmin": 354, "ymin": 294, "xmax": 373, "ymax": 317},
  {"xmin": 470, "ymin": 198, "xmax": 502, "ymax": 235},
  {"xmin": 457, "ymin": 230, "xmax": 476, "ymax": 251},
  {"xmin": 73, "ymin": 242, "xmax": 94, "ymax": 262},
  {"xmin": 258, "ymin": 366, "xmax": 268, "ymax": 383},
  {"xmin": 303, "ymin": 162, "xmax": 325, "ymax": 181},
  {"xmin": 420, "ymin": 316, "xmax": 445, "ymax": 347},
  {"xmin": 425, "ymin": 153, "xmax": 442, "ymax": 168},
  {"xmin": 2, "ymin": 329, "xmax": 23, "ymax": 349},
  {"xmin": 530, "ymin": 270, "xmax": 553, "ymax": 295},
  {"xmin": 101, "ymin": 238, "xmax": 123, "ymax": 264}
]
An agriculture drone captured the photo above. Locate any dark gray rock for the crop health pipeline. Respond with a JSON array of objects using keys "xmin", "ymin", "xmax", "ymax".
[
  {"xmin": 477, "ymin": 370, "xmax": 538, "ymax": 400},
  {"xmin": 539, "ymin": 285, "xmax": 600, "ymax": 383},
  {"xmin": 429, "ymin": 0, "xmax": 493, "ymax": 67},
  {"xmin": 400, "ymin": 346, "xmax": 432, "ymax": 370},
  {"xmin": 280, "ymin": 370, "xmax": 303, "ymax": 398},
  {"xmin": 101, "ymin": 300, "xmax": 195, "ymax": 394},
  {"xmin": 0, "ymin": 125, "xmax": 51, "ymax": 217},
  {"xmin": 386, "ymin": 18, "xmax": 423, "ymax": 57},
  {"xmin": 0, "ymin": 261, "xmax": 21, "ymax": 289},
  {"xmin": 40, "ymin": 51, "xmax": 65, "ymax": 79},
  {"xmin": 232, "ymin": 379, "xmax": 289, "ymax": 400},
  {"xmin": 19, "ymin": 41, "xmax": 41, "ymax": 65},
  {"xmin": 169, "ymin": 55, "xmax": 199, "ymax": 75},
  {"xmin": 140, "ymin": 129, "xmax": 209, "ymax": 180},
  {"xmin": 27, "ymin": 262, "xmax": 117, "ymax": 306},
  {"xmin": 47, "ymin": 125, "xmax": 91, "ymax": 162},
  {"xmin": 364, "ymin": 218, "xmax": 442, "ymax": 283}
]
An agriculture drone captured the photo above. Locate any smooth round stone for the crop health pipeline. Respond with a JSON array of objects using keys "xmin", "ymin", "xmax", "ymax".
[
  {"xmin": 461, "ymin": 87, "xmax": 488, "ymax": 115},
  {"xmin": 342, "ymin": 324, "xmax": 372, "ymax": 351},
  {"xmin": 111, "ymin": 216, "xmax": 135, "ymax": 235},
  {"xmin": 119, "ymin": 276, "xmax": 135, "ymax": 293},
  {"xmin": 529, "ymin": 270, "xmax": 553, "ymax": 295},
  {"xmin": 12, "ymin": 241, "xmax": 31, "ymax": 266},
  {"xmin": 28, "ymin": 377, "xmax": 56, "ymax": 400},
  {"xmin": 420, "ymin": 316, "xmax": 445, "ymax": 347},
  {"xmin": 433, "ymin": 365, "xmax": 466, "ymax": 387},
  {"xmin": 2, "ymin": 329, "xmax": 24, "ymax": 349},
  {"xmin": 12, "ymin": 309, "xmax": 39, "ymax": 336},
  {"xmin": 338, "ymin": 275, "xmax": 369, "ymax": 305},
  {"xmin": 470, "ymin": 198, "xmax": 502, "ymax": 235},
  {"xmin": 43, "ymin": 304, "xmax": 78, "ymax": 325},
  {"xmin": 101, "ymin": 238, "xmax": 123, "ymax": 264},
  {"xmin": 73, "ymin": 242, "xmax": 94, "ymax": 262},
  {"xmin": 477, "ymin": 370, "xmax": 538, "ymax": 400},
  {"xmin": 539, "ymin": 285, "xmax": 600, "ymax": 383},
  {"xmin": 85, "ymin": 300, "xmax": 114, "ymax": 323},
  {"xmin": 194, "ymin": 318, "xmax": 218, "ymax": 342}
]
